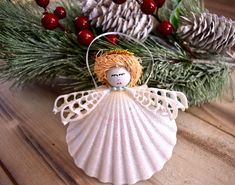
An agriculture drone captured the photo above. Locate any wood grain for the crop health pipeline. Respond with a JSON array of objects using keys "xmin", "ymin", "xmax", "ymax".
[
  {"xmin": 0, "ymin": 160, "xmax": 16, "ymax": 185},
  {"xmin": 205, "ymin": 0, "xmax": 235, "ymax": 19},
  {"xmin": 0, "ymin": 0, "xmax": 235, "ymax": 185},
  {"xmin": 0, "ymin": 114, "xmax": 65, "ymax": 185}
]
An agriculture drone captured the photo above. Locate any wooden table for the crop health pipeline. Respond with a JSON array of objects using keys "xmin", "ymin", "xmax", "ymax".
[{"xmin": 1, "ymin": 1, "xmax": 235, "ymax": 185}]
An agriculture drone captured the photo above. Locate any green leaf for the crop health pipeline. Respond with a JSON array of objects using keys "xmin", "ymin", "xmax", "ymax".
[
  {"xmin": 158, "ymin": 0, "xmax": 181, "ymax": 21},
  {"xmin": 169, "ymin": 5, "xmax": 181, "ymax": 29},
  {"xmin": 158, "ymin": 0, "xmax": 205, "ymax": 27}
]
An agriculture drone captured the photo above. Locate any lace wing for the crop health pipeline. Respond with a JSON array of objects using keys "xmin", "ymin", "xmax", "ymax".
[
  {"xmin": 148, "ymin": 88, "xmax": 188, "ymax": 110},
  {"xmin": 53, "ymin": 89, "xmax": 109, "ymax": 125},
  {"xmin": 128, "ymin": 87, "xmax": 188, "ymax": 120}
]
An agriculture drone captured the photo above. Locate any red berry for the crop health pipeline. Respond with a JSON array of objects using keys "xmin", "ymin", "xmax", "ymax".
[
  {"xmin": 77, "ymin": 30, "xmax": 94, "ymax": 46},
  {"xmin": 36, "ymin": 0, "xmax": 49, "ymax": 8},
  {"xmin": 112, "ymin": 0, "xmax": 126, "ymax": 4},
  {"xmin": 106, "ymin": 35, "xmax": 119, "ymax": 45},
  {"xmin": 141, "ymin": 0, "xmax": 157, "ymax": 15},
  {"xmin": 54, "ymin": 6, "xmax": 66, "ymax": 19},
  {"xmin": 41, "ymin": 13, "xmax": 59, "ymax": 30},
  {"xmin": 154, "ymin": 0, "xmax": 165, "ymax": 8},
  {"xmin": 158, "ymin": 21, "xmax": 173, "ymax": 36},
  {"xmin": 74, "ymin": 16, "xmax": 90, "ymax": 31}
]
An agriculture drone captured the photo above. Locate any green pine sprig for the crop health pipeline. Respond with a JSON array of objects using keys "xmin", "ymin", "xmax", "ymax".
[{"xmin": 0, "ymin": 0, "xmax": 233, "ymax": 105}]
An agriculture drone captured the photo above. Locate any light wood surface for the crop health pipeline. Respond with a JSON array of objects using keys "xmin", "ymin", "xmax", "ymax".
[{"xmin": 1, "ymin": 1, "xmax": 235, "ymax": 185}]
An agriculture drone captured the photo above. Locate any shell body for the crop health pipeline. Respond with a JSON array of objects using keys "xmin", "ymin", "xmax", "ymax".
[{"xmin": 66, "ymin": 91, "xmax": 177, "ymax": 185}]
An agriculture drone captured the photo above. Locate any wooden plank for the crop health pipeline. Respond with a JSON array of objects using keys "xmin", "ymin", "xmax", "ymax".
[
  {"xmin": 146, "ymin": 137, "xmax": 235, "ymax": 185},
  {"xmin": 188, "ymin": 103, "xmax": 235, "ymax": 137},
  {"xmin": 0, "ymin": 164, "xmax": 15, "ymax": 185},
  {"xmin": 177, "ymin": 111, "xmax": 235, "ymax": 168},
  {"xmin": 205, "ymin": 0, "xmax": 235, "ymax": 19},
  {"xmin": 0, "ymin": 106, "xmax": 65, "ymax": 185}
]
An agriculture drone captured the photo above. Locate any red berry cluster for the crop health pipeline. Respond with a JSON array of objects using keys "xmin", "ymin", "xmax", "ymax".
[
  {"xmin": 36, "ymin": 0, "xmax": 119, "ymax": 46},
  {"xmin": 74, "ymin": 16, "xmax": 119, "ymax": 46},
  {"xmin": 113, "ymin": 0, "xmax": 174, "ymax": 36},
  {"xmin": 36, "ymin": 0, "xmax": 67, "ymax": 31},
  {"xmin": 74, "ymin": 16, "xmax": 94, "ymax": 46}
]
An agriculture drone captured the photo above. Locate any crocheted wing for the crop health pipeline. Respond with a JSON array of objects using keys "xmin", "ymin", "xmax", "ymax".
[
  {"xmin": 128, "ymin": 86, "xmax": 188, "ymax": 120},
  {"xmin": 53, "ymin": 89, "xmax": 110, "ymax": 125}
]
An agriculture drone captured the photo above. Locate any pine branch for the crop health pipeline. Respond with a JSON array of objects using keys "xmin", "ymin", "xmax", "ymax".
[
  {"xmin": 0, "ymin": 0, "xmax": 232, "ymax": 105},
  {"xmin": 0, "ymin": 0, "xmax": 84, "ymax": 85}
]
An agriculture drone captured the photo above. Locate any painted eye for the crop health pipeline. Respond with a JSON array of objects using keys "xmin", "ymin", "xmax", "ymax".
[
  {"xmin": 118, "ymin": 73, "xmax": 125, "ymax": 76},
  {"xmin": 111, "ymin": 74, "xmax": 118, "ymax": 77}
]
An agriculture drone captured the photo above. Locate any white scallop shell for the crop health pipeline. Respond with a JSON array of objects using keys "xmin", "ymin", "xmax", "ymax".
[{"xmin": 66, "ymin": 91, "xmax": 177, "ymax": 185}]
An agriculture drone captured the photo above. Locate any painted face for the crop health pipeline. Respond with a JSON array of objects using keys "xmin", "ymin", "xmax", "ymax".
[{"xmin": 106, "ymin": 67, "xmax": 131, "ymax": 88}]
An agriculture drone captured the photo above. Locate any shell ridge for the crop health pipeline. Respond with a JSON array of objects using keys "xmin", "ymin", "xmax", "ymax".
[
  {"xmin": 119, "ymin": 93, "xmax": 138, "ymax": 184},
  {"xmin": 141, "ymin": 108, "xmax": 176, "ymax": 160},
  {"xmin": 142, "ymin": 90, "xmax": 179, "ymax": 132},
  {"xmin": 65, "ymin": 97, "xmax": 108, "ymax": 143},
  {"xmin": 66, "ymin": 97, "xmax": 108, "ymax": 149},
  {"xmin": 82, "ymin": 108, "xmax": 111, "ymax": 176},
  {"xmin": 121, "ymin": 94, "xmax": 154, "ymax": 183},
  {"xmin": 82, "ymin": 94, "xmax": 117, "ymax": 175},
  {"xmin": 121, "ymin": 93, "xmax": 147, "ymax": 184},
  {"xmin": 66, "ymin": 114, "xmax": 99, "ymax": 157},
  {"xmin": 111, "ymin": 93, "xmax": 126, "ymax": 184},
  {"xmin": 129, "ymin": 88, "xmax": 177, "ymax": 146},
  {"xmin": 130, "ymin": 101, "xmax": 167, "ymax": 170},
  {"xmin": 67, "ymin": 95, "xmax": 111, "ymax": 165},
  {"xmin": 97, "ymin": 93, "xmax": 117, "ymax": 182},
  {"xmin": 66, "ymin": 119, "xmax": 87, "ymax": 140},
  {"xmin": 76, "ymin": 95, "xmax": 114, "ymax": 168},
  {"xmin": 144, "ymin": 112, "xmax": 177, "ymax": 147},
  {"xmin": 118, "ymin": 93, "xmax": 142, "ymax": 184}
]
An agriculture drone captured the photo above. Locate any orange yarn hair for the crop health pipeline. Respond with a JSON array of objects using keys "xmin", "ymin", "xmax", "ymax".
[{"xmin": 94, "ymin": 50, "xmax": 143, "ymax": 87}]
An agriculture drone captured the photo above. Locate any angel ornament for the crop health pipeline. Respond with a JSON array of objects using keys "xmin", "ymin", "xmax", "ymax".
[{"xmin": 54, "ymin": 49, "xmax": 188, "ymax": 185}]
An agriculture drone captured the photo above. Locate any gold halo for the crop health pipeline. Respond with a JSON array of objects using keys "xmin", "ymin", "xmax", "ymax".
[{"xmin": 103, "ymin": 49, "xmax": 134, "ymax": 56}]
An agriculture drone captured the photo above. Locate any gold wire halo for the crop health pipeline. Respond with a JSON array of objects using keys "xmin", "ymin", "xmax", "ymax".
[{"xmin": 103, "ymin": 49, "xmax": 134, "ymax": 56}]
